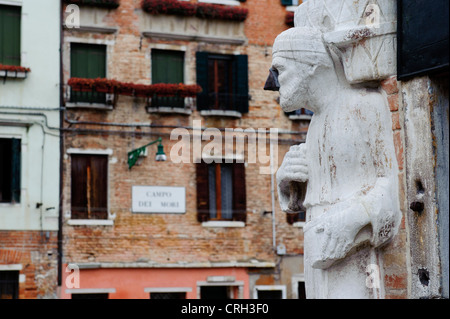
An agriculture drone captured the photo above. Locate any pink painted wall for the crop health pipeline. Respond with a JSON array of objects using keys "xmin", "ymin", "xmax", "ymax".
[{"xmin": 60, "ymin": 265, "xmax": 250, "ymax": 299}]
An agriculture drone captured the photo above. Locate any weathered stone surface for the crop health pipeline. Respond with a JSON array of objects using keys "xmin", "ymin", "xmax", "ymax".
[
  {"xmin": 294, "ymin": 0, "xmax": 397, "ymax": 84},
  {"xmin": 273, "ymin": 19, "xmax": 401, "ymax": 298}
]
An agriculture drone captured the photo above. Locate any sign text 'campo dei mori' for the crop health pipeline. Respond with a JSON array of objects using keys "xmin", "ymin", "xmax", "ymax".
[{"xmin": 132, "ymin": 186, "xmax": 186, "ymax": 214}]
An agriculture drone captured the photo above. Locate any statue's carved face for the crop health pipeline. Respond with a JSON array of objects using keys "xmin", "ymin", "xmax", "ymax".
[{"xmin": 272, "ymin": 55, "xmax": 311, "ymax": 113}]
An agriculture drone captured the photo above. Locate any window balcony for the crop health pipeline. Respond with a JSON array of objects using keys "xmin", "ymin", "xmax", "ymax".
[
  {"xmin": 0, "ymin": 65, "xmax": 30, "ymax": 80},
  {"xmin": 65, "ymin": 77, "xmax": 201, "ymax": 113}
]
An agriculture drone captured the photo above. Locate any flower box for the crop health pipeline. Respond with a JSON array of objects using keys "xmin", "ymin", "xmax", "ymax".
[
  {"xmin": 68, "ymin": 77, "xmax": 121, "ymax": 93},
  {"xmin": 67, "ymin": 78, "xmax": 202, "ymax": 99},
  {"xmin": 62, "ymin": 0, "xmax": 120, "ymax": 9},
  {"xmin": 0, "ymin": 64, "xmax": 31, "ymax": 78}
]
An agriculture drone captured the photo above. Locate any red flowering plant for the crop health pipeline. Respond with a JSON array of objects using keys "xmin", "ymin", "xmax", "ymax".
[
  {"xmin": 0, "ymin": 64, "xmax": 31, "ymax": 73},
  {"xmin": 68, "ymin": 78, "xmax": 202, "ymax": 98},
  {"xmin": 196, "ymin": 3, "xmax": 248, "ymax": 22},
  {"xmin": 68, "ymin": 77, "xmax": 95, "ymax": 91},
  {"xmin": 135, "ymin": 83, "xmax": 202, "ymax": 98},
  {"xmin": 68, "ymin": 78, "xmax": 120, "ymax": 93},
  {"xmin": 141, "ymin": 0, "xmax": 248, "ymax": 22},
  {"xmin": 141, "ymin": 0, "xmax": 196, "ymax": 16},
  {"xmin": 132, "ymin": 84, "xmax": 152, "ymax": 97},
  {"xmin": 93, "ymin": 78, "xmax": 121, "ymax": 93},
  {"xmin": 62, "ymin": 0, "xmax": 120, "ymax": 9},
  {"xmin": 117, "ymin": 82, "xmax": 135, "ymax": 96},
  {"xmin": 176, "ymin": 83, "xmax": 202, "ymax": 97}
]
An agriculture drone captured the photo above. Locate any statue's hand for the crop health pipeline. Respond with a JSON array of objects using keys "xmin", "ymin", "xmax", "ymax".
[
  {"xmin": 304, "ymin": 203, "xmax": 371, "ymax": 269},
  {"xmin": 276, "ymin": 144, "xmax": 308, "ymax": 184},
  {"xmin": 276, "ymin": 144, "xmax": 308, "ymax": 212}
]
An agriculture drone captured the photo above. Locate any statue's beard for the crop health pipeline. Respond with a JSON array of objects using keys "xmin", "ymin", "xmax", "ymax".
[{"xmin": 279, "ymin": 82, "xmax": 309, "ymax": 113}]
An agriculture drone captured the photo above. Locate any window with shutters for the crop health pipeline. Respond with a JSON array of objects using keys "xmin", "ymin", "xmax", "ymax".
[
  {"xmin": 70, "ymin": 154, "xmax": 108, "ymax": 220},
  {"xmin": 151, "ymin": 49, "xmax": 185, "ymax": 109},
  {"xmin": 0, "ymin": 271, "xmax": 19, "ymax": 299},
  {"xmin": 196, "ymin": 161, "xmax": 246, "ymax": 223},
  {"xmin": 70, "ymin": 43, "xmax": 107, "ymax": 104},
  {"xmin": 0, "ymin": 138, "xmax": 21, "ymax": 204},
  {"xmin": 0, "ymin": 5, "xmax": 21, "ymax": 66},
  {"xmin": 196, "ymin": 52, "xmax": 249, "ymax": 115}
]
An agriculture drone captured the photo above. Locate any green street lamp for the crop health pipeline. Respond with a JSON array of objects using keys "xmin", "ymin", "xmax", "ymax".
[{"xmin": 128, "ymin": 137, "xmax": 166, "ymax": 169}]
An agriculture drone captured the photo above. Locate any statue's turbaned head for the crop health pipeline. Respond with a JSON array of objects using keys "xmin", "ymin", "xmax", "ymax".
[
  {"xmin": 272, "ymin": 27, "xmax": 332, "ymax": 67},
  {"xmin": 266, "ymin": 27, "xmax": 333, "ymax": 112}
]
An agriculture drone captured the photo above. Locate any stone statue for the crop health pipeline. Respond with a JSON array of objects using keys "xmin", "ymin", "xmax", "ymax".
[{"xmin": 268, "ymin": 25, "xmax": 402, "ymax": 298}]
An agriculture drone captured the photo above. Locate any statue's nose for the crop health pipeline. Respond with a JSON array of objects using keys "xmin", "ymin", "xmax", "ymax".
[{"xmin": 264, "ymin": 68, "xmax": 280, "ymax": 91}]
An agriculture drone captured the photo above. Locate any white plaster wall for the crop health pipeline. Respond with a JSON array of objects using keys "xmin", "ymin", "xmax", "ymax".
[{"xmin": 0, "ymin": 0, "xmax": 60, "ymax": 231}]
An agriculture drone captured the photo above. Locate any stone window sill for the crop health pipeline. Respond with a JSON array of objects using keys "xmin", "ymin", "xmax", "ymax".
[
  {"xmin": 198, "ymin": 0, "xmax": 241, "ymax": 6},
  {"xmin": 67, "ymin": 219, "xmax": 114, "ymax": 226},
  {"xmin": 202, "ymin": 221, "xmax": 245, "ymax": 228},
  {"xmin": 147, "ymin": 106, "xmax": 192, "ymax": 115},
  {"xmin": 65, "ymin": 102, "xmax": 114, "ymax": 110},
  {"xmin": 200, "ymin": 110, "xmax": 242, "ymax": 118},
  {"xmin": 64, "ymin": 25, "xmax": 118, "ymax": 34},
  {"xmin": 288, "ymin": 114, "xmax": 312, "ymax": 121},
  {"xmin": 142, "ymin": 31, "xmax": 246, "ymax": 45},
  {"xmin": 292, "ymin": 221, "xmax": 305, "ymax": 228}
]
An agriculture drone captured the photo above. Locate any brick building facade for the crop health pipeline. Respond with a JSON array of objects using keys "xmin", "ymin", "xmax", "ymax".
[
  {"xmin": 1, "ymin": 0, "xmax": 447, "ymax": 300},
  {"xmin": 59, "ymin": 0, "xmax": 310, "ymax": 299},
  {"xmin": 0, "ymin": 0, "xmax": 60, "ymax": 299}
]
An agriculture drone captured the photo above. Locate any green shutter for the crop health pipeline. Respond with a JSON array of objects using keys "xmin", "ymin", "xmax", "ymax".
[
  {"xmin": 232, "ymin": 163, "xmax": 246, "ymax": 222},
  {"xmin": 70, "ymin": 43, "xmax": 106, "ymax": 103},
  {"xmin": 152, "ymin": 49, "xmax": 184, "ymax": 84},
  {"xmin": 196, "ymin": 161, "xmax": 210, "ymax": 222},
  {"xmin": 71, "ymin": 43, "xmax": 106, "ymax": 78},
  {"xmin": 151, "ymin": 50, "xmax": 185, "ymax": 108},
  {"xmin": 233, "ymin": 55, "xmax": 249, "ymax": 114},
  {"xmin": 11, "ymin": 138, "xmax": 21, "ymax": 204},
  {"xmin": 196, "ymin": 51, "xmax": 209, "ymax": 111},
  {"xmin": 281, "ymin": 0, "xmax": 293, "ymax": 6},
  {"xmin": 0, "ymin": 5, "xmax": 21, "ymax": 66}
]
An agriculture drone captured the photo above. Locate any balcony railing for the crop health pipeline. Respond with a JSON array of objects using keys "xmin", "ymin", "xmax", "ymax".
[
  {"xmin": 150, "ymin": 96, "xmax": 185, "ymax": 108},
  {"xmin": 70, "ymin": 89, "xmax": 107, "ymax": 104},
  {"xmin": 66, "ymin": 78, "xmax": 202, "ymax": 111}
]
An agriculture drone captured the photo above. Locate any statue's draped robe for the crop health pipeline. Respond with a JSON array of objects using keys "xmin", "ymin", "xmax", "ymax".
[{"xmin": 300, "ymin": 93, "xmax": 400, "ymax": 298}]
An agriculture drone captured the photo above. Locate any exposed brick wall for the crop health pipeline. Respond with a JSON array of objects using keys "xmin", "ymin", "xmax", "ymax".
[
  {"xmin": 0, "ymin": 231, "xmax": 58, "ymax": 299},
  {"xmin": 61, "ymin": 0, "xmax": 304, "ymax": 270},
  {"xmin": 380, "ymin": 76, "xmax": 409, "ymax": 299}
]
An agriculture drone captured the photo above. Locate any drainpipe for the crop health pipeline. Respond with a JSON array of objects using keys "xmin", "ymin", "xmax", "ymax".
[
  {"xmin": 57, "ymin": 0, "xmax": 64, "ymax": 289},
  {"xmin": 270, "ymin": 141, "xmax": 277, "ymax": 252}
]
